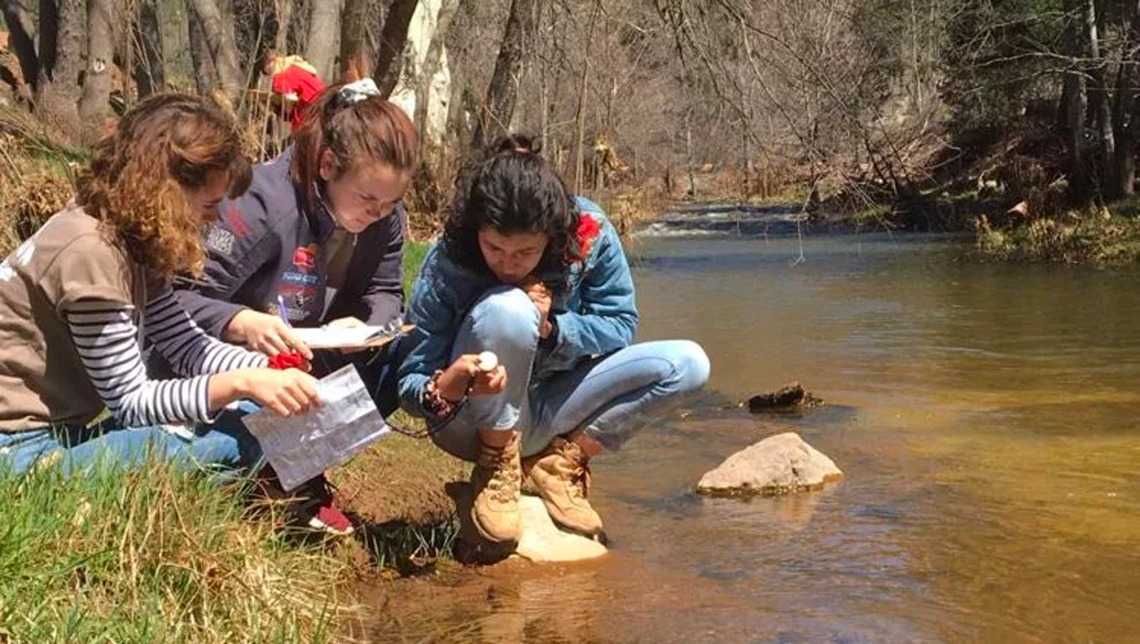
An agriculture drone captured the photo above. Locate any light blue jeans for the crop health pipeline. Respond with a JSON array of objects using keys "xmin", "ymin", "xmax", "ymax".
[
  {"xmin": 432, "ymin": 288, "xmax": 711, "ymax": 460},
  {"xmin": 0, "ymin": 401, "xmax": 264, "ymax": 477}
]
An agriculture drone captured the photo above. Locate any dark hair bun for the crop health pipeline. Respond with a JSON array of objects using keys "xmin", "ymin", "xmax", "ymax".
[{"xmin": 494, "ymin": 134, "xmax": 540, "ymax": 155}]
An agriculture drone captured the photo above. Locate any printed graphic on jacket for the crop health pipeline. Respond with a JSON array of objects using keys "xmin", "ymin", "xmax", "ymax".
[{"xmin": 292, "ymin": 244, "xmax": 317, "ymax": 270}]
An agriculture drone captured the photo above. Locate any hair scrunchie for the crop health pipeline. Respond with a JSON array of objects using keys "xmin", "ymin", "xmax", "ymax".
[{"xmin": 336, "ymin": 78, "xmax": 382, "ymax": 106}]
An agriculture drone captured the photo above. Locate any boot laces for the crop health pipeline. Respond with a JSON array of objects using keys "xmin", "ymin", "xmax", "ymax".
[
  {"xmin": 560, "ymin": 443, "xmax": 591, "ymax": 500},
  {"xmin": 479, "ymin": 446, "xmax": 520, "ymax": 503},
  {"xmin": 567, "ymin": 462, "xmax": 588, "ymax": 496}
]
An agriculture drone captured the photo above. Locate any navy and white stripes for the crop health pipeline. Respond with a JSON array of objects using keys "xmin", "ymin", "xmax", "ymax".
[{"xmin": 65, "ymin": 287, "xmax": 267, "ymax": 427}]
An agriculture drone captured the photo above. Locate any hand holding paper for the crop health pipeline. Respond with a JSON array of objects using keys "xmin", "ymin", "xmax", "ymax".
[{"xmin": 241, "ymin": 365, "xmax": 389, "ymax": 491}]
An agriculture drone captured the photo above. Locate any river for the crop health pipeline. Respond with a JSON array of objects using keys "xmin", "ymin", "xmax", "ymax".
[{"xmin": 361, "ymin": 212, "xmax": 1140, "ymax": 642}]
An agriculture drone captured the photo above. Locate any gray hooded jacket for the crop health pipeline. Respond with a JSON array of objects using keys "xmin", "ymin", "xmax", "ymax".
[{"xmin": 176, "ymin": 147, "xmax": 404, "ymax": 335}]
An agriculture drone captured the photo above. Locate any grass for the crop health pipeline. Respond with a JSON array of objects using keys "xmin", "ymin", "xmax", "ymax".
[
  {"xmin": 402, "ymin": 239, "xmax": 431, "ymax": 297},
  {"xmin": 0, "ymin": 239, "xmax": 459, "ymax": 642},
  {"xmin": 0, "ymin": 457, "xmax": 351, "ymax": 643},
  {"xmin": 331, "ymin": 410, "xmax": 467, "ymax": 577},
  {"xmin": 972, "ymin": 208, "xmax": 1140, "ymax": 264}
]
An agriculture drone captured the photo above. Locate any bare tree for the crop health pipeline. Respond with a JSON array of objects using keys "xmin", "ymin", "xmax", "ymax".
[
  {"xmin": 306, "ymin": 0, "xmax": 342, "ymax": 81},
  {"xmin": 188, "ymin": 5, "xmax": 220, "ymax": 95},
  {"xmin": 133, "ymin": 0, "xmax": 167, "ymax": 98},
  {"xmin": 274, "ymin": 0, "xmax": 293, "ymax": 51},
  {"xmin": 472, "ymin": 0, "xmax": 538, "ymax": 150},
  {"xmin": 415, "ymin": 0, "xmax": 462, "ymax": 154},
  {"xmin": 373, "ymin": 0, "xmax": 418, "ymax": 96},
  {"xmin": 185, "ymin": 0, "xmax": 244, "ymax": 101},
  {"xmin": 35, "ymin": 0, "xmax": 85, "ymax": 140},
  {"xmin": 570, "ymin": 0, "xmax": 599, "ymax": 193},
  {"xmin": 79, "ymin": 0, "xmax": 117, "ymax": 144},
  {"xmin": 2, "ymin": 1, "xmax": 39, "ymax": 92},
  {"xmin": 340, "ymin": 0, "xmax": 368, "ymax": 77}
]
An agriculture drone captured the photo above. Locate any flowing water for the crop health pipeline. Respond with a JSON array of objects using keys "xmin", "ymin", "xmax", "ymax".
[{"xmin": 362, "ymin": 211, "xmax": 1140, "ymax": 643}]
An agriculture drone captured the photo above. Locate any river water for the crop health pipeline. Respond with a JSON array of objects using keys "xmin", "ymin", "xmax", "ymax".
[{"xmin": 363, "ymin": 215, "xmax": 1140, "ymax": 642}]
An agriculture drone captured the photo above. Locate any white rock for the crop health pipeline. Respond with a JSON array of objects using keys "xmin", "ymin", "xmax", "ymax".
[
  {"xmin": 449, "ymin": 483, "xmax": 607, "ymax": 564},
  {"xmin": 514, "ymin": 495, "xmax": 607, "ymax": 563},
  {"xmin": 696, "ymin": 432, "xmax": 843, "ymax": 497}
]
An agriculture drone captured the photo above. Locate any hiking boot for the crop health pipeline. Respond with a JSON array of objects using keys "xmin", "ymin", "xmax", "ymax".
[
  {"xmin": 253, "ymin": 468, "xmax": 355, "ymax": 537},
  {"xmin": 521, "ymin": 437, "xmax": 604, "ymax": 537},
  {"xmin": 471, "ymin": 432, "xmax": 522, "ymax": 543}
]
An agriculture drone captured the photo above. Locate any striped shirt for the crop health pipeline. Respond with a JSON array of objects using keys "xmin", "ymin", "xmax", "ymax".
[{"xmin": 65, "ymin": 287, "xmax": 267, "ymax": 427}]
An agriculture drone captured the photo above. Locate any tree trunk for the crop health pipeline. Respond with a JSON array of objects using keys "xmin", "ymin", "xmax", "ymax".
[
  {"xmin": 185, "ymin": 0, "xmax": 243, "ymax": 101},
  {"xmin": 1110, "ymin": 0, "xmax": 1140, "ymax": 197},
  {"xmin": 1083, "ymin": 0, "xmax": 1115, "ymax": 197},
  {"xmin": 570, "ymin": 0, "xmax": 598, "ymax": 191},
  {"xmin": 274, "ymin": 0, "xmax": 293, "ymax": 52},
  {"xmin": 79, "ymin": 0, "xmax": 117, "ymax": 145},
  {"xmin": 133, "ymin": 0, "xmax": 166, "ymax": 98},
  {"xmin": 2, "ymin": 0, "xmax": 39, "ymax": 91},
  {"xmin": 305, "ymin": 0, "xmax": 342, "ymax": 81},
  {"xmin": 572, "ymin": 57, "xmax": 588, "ymax": 192},
  {"xmin": 685, "ymin": 110, "xmax": 697, "ymax": 199},
  {"xmin": 339, "ymin": 0, "xmax": 369, "ymax": 78},
  {"xmin": 415, "ymin": 0, "xmax": 461, "ymax": 155},
  {"xmin": 187, "ymin": 4, "xmax": 219, "ymax": 96},
  {"xmin": 471, "ymin": 0, "xmax": 539, "ymax": 151},
  {"xmin": 36, "ymin": 0, "xmax": 85, "ymax": 141},
  {"xmin": 373, "ymin": 0, "xmax": 418, "ymax": 97},
  {"xmin": 1062, "ymin": 0, "xmax": 1091, "ymax": 202},
  {"xmin": 537, "ymin": 0, "xmax": 549, "ymax": 157}
]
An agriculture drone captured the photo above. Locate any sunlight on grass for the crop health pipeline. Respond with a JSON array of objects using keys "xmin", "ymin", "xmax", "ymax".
[{"xmin": 0, "ymin": 457, "xmax": 351, "ymax": 643}]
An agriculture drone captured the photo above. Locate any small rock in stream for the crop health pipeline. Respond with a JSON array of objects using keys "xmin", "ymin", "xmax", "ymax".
[{"xmin": 745, "ymin": 382, "xmax": 823, "ymax": 414}]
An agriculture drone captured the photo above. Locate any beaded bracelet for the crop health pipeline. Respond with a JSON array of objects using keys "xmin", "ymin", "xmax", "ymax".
[{"xmin": 423, "ymin": 369, "xmax": 466, "ymax": 419}]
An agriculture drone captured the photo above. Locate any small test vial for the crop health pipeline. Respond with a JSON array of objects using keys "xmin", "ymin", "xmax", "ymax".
[{"xmin": 476, "ymin": 351, "xmax": 499, "ymax": 372}]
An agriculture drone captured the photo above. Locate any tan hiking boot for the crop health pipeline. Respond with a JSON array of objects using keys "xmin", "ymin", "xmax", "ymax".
[
  {"xmin": 521, "ymin": 437, "xmax": 604, "ymax": 537},
  {"xmin": 471, "ymin": 432, "xmax": 522, "ymax": 543}
]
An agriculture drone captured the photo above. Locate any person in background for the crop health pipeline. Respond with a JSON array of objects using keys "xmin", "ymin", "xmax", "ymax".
[
  {"xmin": 398, "ymin": 135, "xmax": 710, "ymax": 545},
  {"xmin": 0, "ymin": 94, "xmax": 320, "ymax": 503},
  {"xmin": 261, "ymin": 50, "xmax": 325, "ymax": 134}
]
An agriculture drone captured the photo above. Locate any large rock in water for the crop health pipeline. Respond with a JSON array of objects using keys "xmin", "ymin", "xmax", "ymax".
[
  {"xmin": 448, "ymin": 482, "xmax": 607, "ymax": 564},
  {"xmin": 696, "ymin": 432, "xmax": 843, "ymax": 497}
]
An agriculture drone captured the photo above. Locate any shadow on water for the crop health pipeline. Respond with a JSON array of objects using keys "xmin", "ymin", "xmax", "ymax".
[{"xmin": 354, "ymin": 229, "xmax": 1140, "ymax": 642}]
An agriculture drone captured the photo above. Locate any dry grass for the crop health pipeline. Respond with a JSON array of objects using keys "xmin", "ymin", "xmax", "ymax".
[{"xmin": 0, "ymin": 108, "xmax": 82, "ymax": 256}]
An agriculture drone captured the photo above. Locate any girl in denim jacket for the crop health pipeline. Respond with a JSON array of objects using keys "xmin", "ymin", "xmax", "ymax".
[{"xmin": 398, "ymin": 136, "xmax": 710, "ymax": 544}]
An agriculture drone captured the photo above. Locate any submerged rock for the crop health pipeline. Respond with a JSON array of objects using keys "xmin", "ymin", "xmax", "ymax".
[
  {"xmin": 448, "ymin": 482, "xmax": 607, "ymax": 565},
  {"xmin": 696, "ymin": 432, "xmax": 843, "ymax": 497},
  {"xmin": 746, "ymin": 382, "xmax": 823, "ymax": 414}
]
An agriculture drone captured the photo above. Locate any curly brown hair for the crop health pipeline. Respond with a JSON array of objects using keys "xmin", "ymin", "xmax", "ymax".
[{"xmin": 75, "ymin": 93, "xmax": 251, "ymax": 283}]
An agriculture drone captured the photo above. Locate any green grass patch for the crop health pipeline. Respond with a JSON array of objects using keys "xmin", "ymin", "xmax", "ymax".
[
  {"xmin": 402, "ymin": 240, "xmax": 430, "ymax": 297},
  {"xmin": 0, "ymin": 458, "xmax": 352, "ymax": 643},
  {"xmin": 972, "ymin": 209, "xmax": 1140, "ymax": 264}
]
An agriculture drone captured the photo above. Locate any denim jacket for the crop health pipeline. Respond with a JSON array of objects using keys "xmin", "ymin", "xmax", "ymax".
[{"xmin": 398, "ymin": 197, "xmax": 638, "ymax": 417}]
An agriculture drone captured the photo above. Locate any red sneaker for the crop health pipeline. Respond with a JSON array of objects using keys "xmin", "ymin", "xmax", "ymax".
[{"xmin": 253, "ymin": 468, "xmax": 355, "ymax": 536}]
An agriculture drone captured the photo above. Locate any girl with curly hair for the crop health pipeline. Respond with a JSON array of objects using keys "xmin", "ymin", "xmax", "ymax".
[
  {"xmin": 0, "ymin": 94, "xmax": 320, "ymax": 491},
  {"xmin": 398, "ymin": 135, "xmax": 710, "ymax": 545}
]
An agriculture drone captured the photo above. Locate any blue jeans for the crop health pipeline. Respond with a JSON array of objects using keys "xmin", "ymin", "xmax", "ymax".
[
  {"xmin": 0, "ymin": 401, "xmax": 264, "ymax": 477},
  {"xmin": 431, "ymin": 288, "xmax": 711, "ymax": 460}
]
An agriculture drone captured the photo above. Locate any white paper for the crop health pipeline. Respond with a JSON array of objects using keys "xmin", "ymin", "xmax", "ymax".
[
  {"xmin": 241, "ymin": 365, "xmax": 389, "ymax": 491},
  {"xmin": 292, "ymin": 324, "xmax": 399, "ymax": 349}
]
